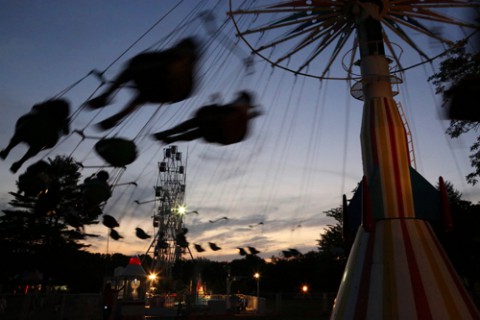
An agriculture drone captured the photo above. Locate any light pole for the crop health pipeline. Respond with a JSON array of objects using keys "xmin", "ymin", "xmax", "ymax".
[
  {"xmin": 148, "ymin": 272, "xmax": 158, "ymax": 295},
  {"xmin": 253, "ymin": 272, "xmax": 260, "ymax": 313},
  {"xmin": 301, "ymin": 284, "xmax": 308, "ymax": 299},
  {"xmin": 253, "ymin": 272, "xmax": 260, "ymax": 298}
]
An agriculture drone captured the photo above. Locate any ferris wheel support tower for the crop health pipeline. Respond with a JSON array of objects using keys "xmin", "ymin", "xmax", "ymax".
[
  {"xmin": 331, "ymin": 3, "xmax": 479, "ymax": 319},
  {"xmin": 145, "ymin": 145, "xmax": 189, "ymax": 281}
]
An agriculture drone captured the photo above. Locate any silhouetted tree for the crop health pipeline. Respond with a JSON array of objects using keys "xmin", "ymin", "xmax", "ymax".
[
  {"xmin": 436, "ymin": 181, "xmax": 480, "ymax": 303},
  {"xmin": 0, "ymin": 155, "xmax": 102, "ymax": 291},
  {"xmin": 317, "ymin": 206, "xmax": 350, "ymax": 262},
  {"xmin": 429, "ymin": 43, "xmax": 480, "ymax": 184}
]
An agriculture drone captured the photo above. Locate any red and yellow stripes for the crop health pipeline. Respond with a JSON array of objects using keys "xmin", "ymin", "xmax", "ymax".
[
  {"xmin": 330, "ymin": 228, "xmax": 370, "ymax": 319},
  {"xmin": 331, "ymin": 220, "xmax": 480, "ymax": 319},
  {"xmin": 361, "ymin": 97, "xmax": 415, "ymax": 219},
  {"xmin": 377, "ymin": 219, "xmax": 479, "ymax": 319}
]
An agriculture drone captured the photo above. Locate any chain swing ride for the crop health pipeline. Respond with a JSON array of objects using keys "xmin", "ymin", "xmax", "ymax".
[
  {"xmin": 228, "ymin": 0, "xmax": 480, "ymax": 318},
  {"xmin": 1, "ymin": 1, "xmax": 480, "ymax": 317}
]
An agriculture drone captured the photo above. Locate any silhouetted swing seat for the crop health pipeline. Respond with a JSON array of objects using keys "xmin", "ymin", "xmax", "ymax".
[
  {"xmin": 0, "ymin": 99, "xmax": 70, "ymax": 173},
  {"xmin": 152, "ymin": 91, "xmax": 260, "ymax": 145},
  {"xmin": 102, "ymin": 214, "xmax": 120, "ymax": 229},
  {"xmin": 135, "ymin": 227, "xmax": 151, "ymax": 239},
  {"xmin": 94, "ymin": 138, "xmax": 137, "ymax": 167},
  {"xmin": 82, "ymin": 171, "xmax": 112, "ymax": 206},
  {"xmin": 86, "ymin": 37, "xmax": 198, "ymax": 130}
]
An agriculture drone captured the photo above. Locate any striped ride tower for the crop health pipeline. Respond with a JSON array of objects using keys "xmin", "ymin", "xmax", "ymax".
[
  {"xmin": 331, "ymin": 58, "xmax": 480, "ymax": 320},
  {"xmin": 330, "ymin": 7, "xmax": 480, "ymax": 319},
  {"xmin": 332, "ymin": 79, "xmax": 479, "ymax": 317},
  {"xmin": 361, "ymin": 95, "xmax": 415, "ymax": 219}
]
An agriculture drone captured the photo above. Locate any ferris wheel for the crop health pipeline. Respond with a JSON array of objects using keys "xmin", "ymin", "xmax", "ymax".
[
  {"xmin": 146, "ymin": 145, "xmax": 188, "ymax": 280},
  {"xmin": 228, "ymin": 0, "xmax": 480, "ymax": 80}
]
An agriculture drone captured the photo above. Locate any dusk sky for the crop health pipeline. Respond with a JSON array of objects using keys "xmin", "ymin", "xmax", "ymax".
[{"xmin": 0, "ymin": 1, "xmax": 478, "ymax": 261}]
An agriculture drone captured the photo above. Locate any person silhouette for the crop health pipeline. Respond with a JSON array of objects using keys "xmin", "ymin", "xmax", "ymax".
[
  {"xmin": 82, "ymin": 170, "xmax": 112, "ymax": 207},
  {"xmin": 0, "ymin": 99, "xmax": 70, "ymax": 173},
  {"xmin": 102, "ymin": 283, "xmax": 120, "ymax": 320},
  {"xmin": 152, "ymin": 91, "xmax": 261, "ymax": 145},
  {"xmin": 86, "ymin": 37, "xmax": 198, "ymax": 130}
]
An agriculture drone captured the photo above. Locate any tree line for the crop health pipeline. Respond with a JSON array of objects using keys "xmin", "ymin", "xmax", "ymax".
[{"xmin": 0, "ymin": 156, "xmax": 477, "ymax": 301}]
